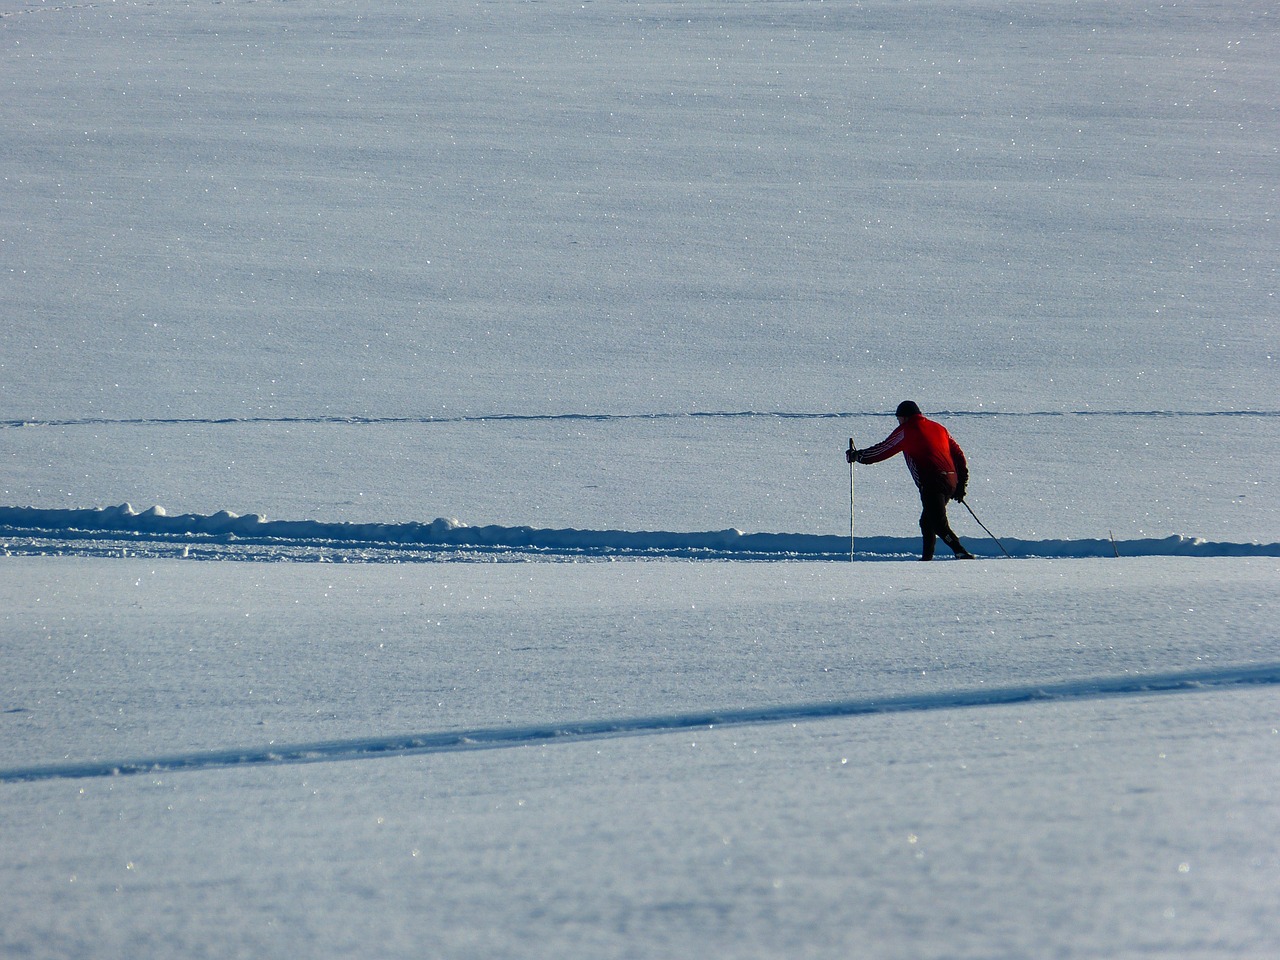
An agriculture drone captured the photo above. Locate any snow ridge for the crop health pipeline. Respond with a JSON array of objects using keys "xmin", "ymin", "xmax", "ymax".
[
  {"xmin": 2, "ymin": 503, "xmax": 1277, "ymax": 561},
  {"xmin": 4, "ymin": 663, "xmax": 1278, "ymax": 784},
  {"xmin": 3, "ymin": 408, "xmax": 1276, "ymax": 431}
]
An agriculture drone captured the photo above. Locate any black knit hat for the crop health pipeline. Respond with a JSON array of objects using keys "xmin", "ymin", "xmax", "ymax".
[{"xmin": 895, "ymin": 400, "xmax": 922, "ymax": 418}]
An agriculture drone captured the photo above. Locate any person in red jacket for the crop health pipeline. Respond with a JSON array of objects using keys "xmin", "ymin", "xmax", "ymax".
[{"xmin": 847, "ymin": 401, "xmax": 975, "ymax": 560}]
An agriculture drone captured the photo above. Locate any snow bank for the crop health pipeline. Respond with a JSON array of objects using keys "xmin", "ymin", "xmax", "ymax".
[{"xmin": 2, "ymin": 504, "xmax": 1276, "ymax": 561}]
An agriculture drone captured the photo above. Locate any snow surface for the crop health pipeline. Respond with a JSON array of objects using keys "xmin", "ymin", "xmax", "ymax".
[
  {"xmin": 2, "ymin": 0, "xmax": 1278, "ymax": 957},
  {"xmin": 3, "ymin": 557, "xmax": 1280, "ymax": 959}
]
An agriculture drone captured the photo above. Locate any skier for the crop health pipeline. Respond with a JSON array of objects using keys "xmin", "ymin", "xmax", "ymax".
[{"xmin": 847, "ymin": 401, "xmax": 975, "ymax": 560}]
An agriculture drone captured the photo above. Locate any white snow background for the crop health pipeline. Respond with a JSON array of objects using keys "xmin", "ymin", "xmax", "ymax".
[{"xmin": 1, "ymin": 0, "xmax": 1278, "ymax": 957}]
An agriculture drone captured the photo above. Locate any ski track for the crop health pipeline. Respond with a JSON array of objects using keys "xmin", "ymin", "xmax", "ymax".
[
  {"xmin": 2, "ymin": 503, "xmax": 1278, "ymax": 562},
  {"xmin": 4, "ymin": 664, "xmax": 1277, "ymax": 785},
  {"xmin": 3, "ymin": 409, "xmax": 1278, "ymax": 430}
]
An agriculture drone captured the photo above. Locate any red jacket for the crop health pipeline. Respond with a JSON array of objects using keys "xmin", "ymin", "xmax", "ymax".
[{"xmin": 856, "ymin": 413, "xmax": 968, "ymax": 493}]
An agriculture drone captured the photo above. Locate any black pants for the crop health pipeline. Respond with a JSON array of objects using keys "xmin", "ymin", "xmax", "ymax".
[{"xmin": 918, "ymin": 475, "xmax": 967, "ymax": 560}]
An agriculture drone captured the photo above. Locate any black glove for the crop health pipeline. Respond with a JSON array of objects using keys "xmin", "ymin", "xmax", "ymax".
[
  {"xmin": 846, "ymin": 448, "xmax": 859, "ymax": 464},
  {"xmin": 953, "ymin": 484, "xmax": 967, "ymax": 502}
]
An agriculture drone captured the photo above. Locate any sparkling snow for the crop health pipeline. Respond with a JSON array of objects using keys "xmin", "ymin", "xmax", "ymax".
[{"xmin": 1, "ymin": 1, "xmax": 1277, "ymax": 958}]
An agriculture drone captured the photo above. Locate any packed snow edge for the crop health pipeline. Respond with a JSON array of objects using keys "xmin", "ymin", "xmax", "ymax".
[{"xmin": 2, "ymin": 504, "xmax": 1276, "ymax": 561}]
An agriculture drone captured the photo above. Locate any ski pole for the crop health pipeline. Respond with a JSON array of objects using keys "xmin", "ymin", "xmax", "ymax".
[
  {"xmin": 847, "ymin": 438, "xmax": 856, "ymax": 561},
  {"xmin": 959, "ymin": 498, "xmax": 1011, "ymax": 558}
]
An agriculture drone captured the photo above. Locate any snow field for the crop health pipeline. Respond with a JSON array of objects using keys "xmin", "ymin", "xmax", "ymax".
[
  {"xmin": 3, "ymin": 0, "xmax": 1278, "ymax": 955},
  {"xmin": 1, "ymin": 691, "xmax": 1276, "ymax": 959},
  {"xmin": 2, "ymin": 557, "xmax": 1278, "ymax": 959},
  {"xmin": 1, "ymin": 0, "xmax": 1275, "ymax": 423},
  {"xmin": 3, "ymin": 556, "xmax": 1277, "ymax": 768}
]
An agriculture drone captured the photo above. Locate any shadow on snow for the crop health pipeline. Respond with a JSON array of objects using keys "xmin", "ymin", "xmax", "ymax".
[{"xmin": 1, "ymin": 503, "xmax": 1277, "ymax": 562}]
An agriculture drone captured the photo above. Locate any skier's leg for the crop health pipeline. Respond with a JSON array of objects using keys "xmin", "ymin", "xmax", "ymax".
[
  {"xmin": 919, "ymin": 513, "xmax": 936, "ymax": 561},
  {"xmin": 937, "ymin": 516, "xmax": 973, "ymax": 558},
  {"xmin": 921, "ymin": 481, "xmax": 972, "ymax": 559}
]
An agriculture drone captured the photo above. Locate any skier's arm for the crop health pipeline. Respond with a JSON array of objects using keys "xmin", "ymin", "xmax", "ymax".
[
  {"xmin": 950, "ymin": 438, "xmax": 969, "ymax": 500},
  {"xmin": 855, "ymin": 427, "xmax": 905, "ymax": 465}
]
